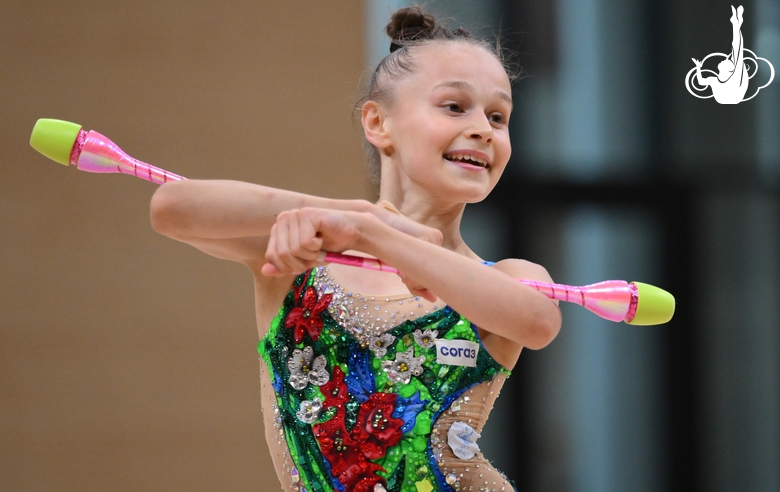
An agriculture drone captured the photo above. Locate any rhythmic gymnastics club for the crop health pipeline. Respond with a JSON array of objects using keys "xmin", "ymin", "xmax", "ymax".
[{"xmin": 29, "ymin": 118, "xmax": 675, "ymax": 326}]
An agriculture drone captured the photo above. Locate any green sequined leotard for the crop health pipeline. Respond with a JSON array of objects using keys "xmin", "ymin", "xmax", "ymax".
[{"xmin": 258, "ymin": 266, "xmax": 515, "ymax": 492}]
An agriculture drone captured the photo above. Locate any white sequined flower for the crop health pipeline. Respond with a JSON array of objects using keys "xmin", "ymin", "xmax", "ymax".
[
  {"xmin": 413, "ymin": 328, "xmax": 438, "ymax": 349},
  {"xmin": 287, "ymin": 346, "xmax": 330, "ymax": 390},
  {"xmin": 381, "ymin": 347, "xmax": 425, "ymax": 384},
  {"xmin": 368, "ymin": 332, "xmax": 396, "ymax": 358},
  {"xmin": 296, "ymin": 397, "xmax": 323, "ymax": 424}
]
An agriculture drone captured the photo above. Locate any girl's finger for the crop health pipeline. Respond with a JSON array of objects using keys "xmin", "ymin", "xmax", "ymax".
[
  {"xmin": 275, "ymin": 213, "xmax": 311, "ymax": 273},
  {"xmin": 298, "ymin": 210, "xmax": 324, "ymax": 254},
  {"xmin": 260, "ymin": 261, "xmax": 283, "ymax": 277},
  {"xmin": 290, "ymin": 211, "xmax": 322, "ymax": 262},
  {"xmin": 411, "ymin": 287, "xmax": 437, "ymax": 303},
  {"xmin": 262, "ymin": 224, "xmax": 284, "ymax": 276},
  {"xmin": 398, "ymin": 273, "xmax": 438, "ymax": 303},
  {"xmin": 272, "ymin": 215, "xmax": 296, "ymax": 273}
]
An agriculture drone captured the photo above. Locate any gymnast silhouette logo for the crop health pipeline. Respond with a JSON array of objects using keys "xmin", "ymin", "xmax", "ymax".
[{"xmin": 685, "ymin": 5, "xmax": 774, "ymax": 104}]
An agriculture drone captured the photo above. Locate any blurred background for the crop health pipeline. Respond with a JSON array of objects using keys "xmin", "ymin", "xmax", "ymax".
[{"xmin": 1, "ymin": 0, "xmax": 777, "ymax": 491}]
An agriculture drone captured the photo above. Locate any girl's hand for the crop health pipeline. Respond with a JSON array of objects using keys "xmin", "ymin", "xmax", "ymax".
[
  {"xmin": 261, "ymin": 203, "xmax": 443, "ymax": 278},
  {"xmin": 261, "ymin": 207, "xmax": 366, "ymax": 277},
  {"xmin": 397, "ymin": 272, "xmax": 437, "ymax": 303},
  {"xmin": 370, "ymin": 200, "xmax": 443, "ymax": 247}
]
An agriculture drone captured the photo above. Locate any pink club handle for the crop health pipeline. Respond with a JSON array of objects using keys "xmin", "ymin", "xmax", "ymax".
[
  {"xmin": 518, "ymin": 279, "xmax": 638, "ymax": 323},
  {"xmin": 321, "ymin": 251, "xmax": 400, "ymax": 273}
]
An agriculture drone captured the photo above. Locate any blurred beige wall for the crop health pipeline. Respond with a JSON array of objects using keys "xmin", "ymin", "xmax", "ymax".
[{"xmin": 0, "ymin": 1, "xmax": 366, "ymax": 490}]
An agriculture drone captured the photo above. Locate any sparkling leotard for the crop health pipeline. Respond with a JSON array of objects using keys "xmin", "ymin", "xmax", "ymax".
[{"xmin": 258, "ymin": 266, "xmax": 516, "ymax": 492}]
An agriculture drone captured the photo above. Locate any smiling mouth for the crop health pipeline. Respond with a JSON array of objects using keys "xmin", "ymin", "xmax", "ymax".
[{"xmin": 443, "ymin": 153, "xmax": 489, "ymax": 169}]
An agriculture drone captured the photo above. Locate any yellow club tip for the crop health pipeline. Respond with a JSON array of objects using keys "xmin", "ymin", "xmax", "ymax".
[
  {"xmin": 627, "ymin": 282, "xmax": 675, "ymax": 325},
  {"xmin": 30, "ymin": 118, "xmax": 82, "ymax": 166}
]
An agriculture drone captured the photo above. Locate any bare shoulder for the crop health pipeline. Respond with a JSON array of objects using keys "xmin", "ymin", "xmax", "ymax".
[{"xmin": 490, "ymin": 258, "xmax": 554, "ymax": 283}]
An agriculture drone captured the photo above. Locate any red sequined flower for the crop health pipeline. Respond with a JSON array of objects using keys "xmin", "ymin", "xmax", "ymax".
[
  {"xmin": 351, "ymin": 392, "xmax": 404, "ymax": 460},
  {"xmin": 313, "ymin": 366, "xmax": 404, "ymax": 492},
  {"xmin": 313, "ymin": 402, "xmax": 385, "ymax": 491},
  {"xmin": 284, "ymin": 281, "xmax": 332, "ymax": 344},
  {"xmin": 321, "ymin": 366, "xmax": 350, "ymax": 408}
]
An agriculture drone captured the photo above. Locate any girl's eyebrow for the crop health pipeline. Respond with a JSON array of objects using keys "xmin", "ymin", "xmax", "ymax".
[{"xmin": 432, "ymin": 80, "xmax": 513, "ymax": 108}]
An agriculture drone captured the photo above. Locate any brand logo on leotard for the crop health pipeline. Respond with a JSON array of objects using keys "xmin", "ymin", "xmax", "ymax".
[
  {"xmin": 435, "ymin": 339, "xmax": 479, "ymax": 367},
  {"xmin": 685, "ymin": 5, "xmax": 774, "ymax": 104}
]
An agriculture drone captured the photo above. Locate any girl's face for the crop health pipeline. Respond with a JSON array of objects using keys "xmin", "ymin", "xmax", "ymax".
[{"xmin": 379, "ymin": 42, "xmax": 513, "ymax": 204}]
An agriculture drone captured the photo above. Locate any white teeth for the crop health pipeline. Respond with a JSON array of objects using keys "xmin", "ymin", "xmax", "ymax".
[{"xmin": 445, "ymin": 153, "xmax": 488, "ymax": 167}]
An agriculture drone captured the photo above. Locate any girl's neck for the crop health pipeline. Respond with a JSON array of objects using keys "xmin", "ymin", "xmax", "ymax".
[{"xmin": 376, "ymin": 190, "xmax": 479, "ymax": 260}]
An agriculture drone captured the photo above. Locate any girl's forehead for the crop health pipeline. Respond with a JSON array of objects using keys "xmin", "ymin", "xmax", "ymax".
[{"xmin": 403, "ymin": 42, "xmax": 510, "ymax": 93}]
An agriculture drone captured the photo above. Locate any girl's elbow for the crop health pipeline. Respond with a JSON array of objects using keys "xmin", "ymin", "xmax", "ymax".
[
  {"xmin": 149, "ymin": 183, "xmax": 186, "ymax": 236},
  {"xmin": 525, "ymin": 306, "xmax": 562, "ymax": 350}
]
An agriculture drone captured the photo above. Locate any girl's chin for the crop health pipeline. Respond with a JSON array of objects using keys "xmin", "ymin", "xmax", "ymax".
[{"xmin": 437, "ymin": 181, "xmax": 493, "ymax": 204}]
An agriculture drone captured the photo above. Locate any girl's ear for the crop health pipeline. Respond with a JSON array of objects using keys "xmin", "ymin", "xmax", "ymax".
[{"xmin": 362, "ymin": 100, "xmax": 393, "ymax": 151}]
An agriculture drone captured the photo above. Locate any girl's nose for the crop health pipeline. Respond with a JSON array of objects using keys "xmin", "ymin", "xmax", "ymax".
[
  {"xmin": 469, "ymin": 127, "xmax": 493, "ymax": 143},
  {"xmin": 468, "ymin": 117, "xmax": 493, "ymax": 143},
  {"xmin": 469, "ymin": 131, "xmax": 492, "ymax": 142}
]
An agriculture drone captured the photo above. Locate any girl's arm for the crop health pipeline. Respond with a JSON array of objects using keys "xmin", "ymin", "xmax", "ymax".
[
  {"xmin": 150, "ymin": 180, "xmax": 442, "ymax": 265},
  {"xmin": 262, "ymin": 208, "xmax": 561, "ymax": 350},
  {"xmin": 359, "ymin": 215, "xmax": 560, "ymax": 350}
]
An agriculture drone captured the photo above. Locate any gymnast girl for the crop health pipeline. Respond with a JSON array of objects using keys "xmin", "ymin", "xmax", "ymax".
[{"xmin": 150, "ymin": 6, "xmax": 561, "ymax": 492}]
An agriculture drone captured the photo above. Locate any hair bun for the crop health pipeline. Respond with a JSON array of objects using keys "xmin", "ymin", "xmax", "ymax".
[{"xmin": 386, "ymin": 6, "xmax": 438, "ymax": 53}]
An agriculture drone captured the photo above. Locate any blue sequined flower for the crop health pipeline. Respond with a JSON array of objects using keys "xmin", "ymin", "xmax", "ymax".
[
  {"xmin": 287, "ymin": 346, "xmax": 330, "ymax": 390},
  {"xmin": 413, "ymin": 328, "xmax": 438, "ymax": 349},
  {"xmin": 368, "ymin": 332, "xmax": 396, "ymax": 358},
  {"xmin": 381, "ymin": 347, "xmax": 425, "ymax": 384},
  {"xmin": 296, "ymin": 397, "xmax": 323, "ymax": 424}
]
